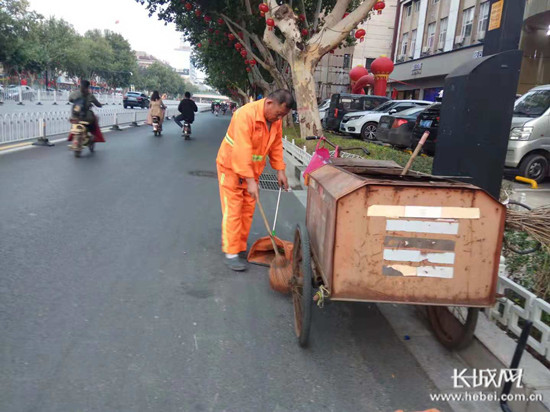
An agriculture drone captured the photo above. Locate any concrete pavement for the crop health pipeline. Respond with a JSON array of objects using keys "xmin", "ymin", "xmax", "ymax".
[{"xmin": 0, "ymin": 113, "xmax": 449, "ymax": 411}]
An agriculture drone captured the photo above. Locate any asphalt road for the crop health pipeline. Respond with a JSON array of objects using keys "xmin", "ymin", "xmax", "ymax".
[{"xmin": 0, "ymin": 113, "xmax": 449, "ymax": 412}]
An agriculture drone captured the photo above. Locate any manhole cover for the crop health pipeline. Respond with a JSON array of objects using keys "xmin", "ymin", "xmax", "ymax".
[
  {"xmin": 189, "ymin": 171, "xmax": 217, "ymax": 178},
  {"xmin": 259, "ymin": 173, "xmax": 280, "ymax": 191}
]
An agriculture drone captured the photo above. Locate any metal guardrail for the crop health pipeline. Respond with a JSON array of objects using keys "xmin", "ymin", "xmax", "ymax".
[
  {"xmin": 0, "ymin": 107, "xmax": 179, "ymax": 144},
  {"xmin": 1, "ymin": 89, "xmax": 124, "ymax": 105},
  {"xmin": 283, "ymin": 136, "xmax": 550, "ymax": 361}
]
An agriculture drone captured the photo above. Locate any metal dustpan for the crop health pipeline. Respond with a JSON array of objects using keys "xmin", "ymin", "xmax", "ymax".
[
  {"xmin": 247, "ymin": 236, "xmax": 293, "ymax": 266},
  {"xmin": 248, "ymin": 187, "xmax": 293, "ymax": 266}
]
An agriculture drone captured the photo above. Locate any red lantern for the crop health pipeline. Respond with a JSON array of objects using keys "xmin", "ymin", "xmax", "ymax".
[
  {"xmin": 355, "ymin": 28, "xmax": 366, "ymax": 43},
  {"xmin": 215, "ymin": 29, "xmax": 220, "ymax": 35},
  {"xmin": 240, "ymin": 49, "xmax": 248, "ymax": 58},
  {"xmin": 184, "ymin": 2, "xmax": 192, "ymax": 11},
  {"xmin": 235, "ymin": 43, "xmax": 242, "ymax": 50},
  {"xmin": 195, "ymin": 9, "xmax": 202, "ymax": 17},
  {"xmin": 374, "ymin": 1, "xmax": 385, "ymax": 14},
  {"xmin": 218, "ymin": 18, "xmax": 224, "ymax": 25},
  {"xmin": 228, "ymin": 33, "xmax": 235, "ymax": 41},
  {"xmin": 259, "ymin": 3, "xmax": 269, "ymax": 17},
  {"xmin": 250, "ymin": 59, "xmax": 256, "ymax": 66},
  {"xmin": 204, "ymin": 15, "xmax": 211, "ymax": 23},
  {"xmin": 301, "ymin": 28, "xmax": 309, "ymax": 37},
  {"xmin": 299, "ymin": 14, "xmax": 306, "ymax": 22},
  {"xmin": 244, "ymin": 59, "xmax": 250, "ymax": 65},
  {"xmin": 330, "ymin": 49, "xmax": 335, "ymax": 54},
  {"xmin": 197, "ymin": 43, "xmax": 202, "ymax": 48},
  {"xmin": 343, "ymin": 12, "xmax": 350, "ymax": 18},
  {"xmin": 238, "ymin": 31, "xmax": 244, "ymax": 39},
  {"xmin": 266, "ymin": 18, "xmax": 275, "ymax": 31},
  {"xmin": 246, "ymin": 67, "xmax": 251, "ymax": 72}
]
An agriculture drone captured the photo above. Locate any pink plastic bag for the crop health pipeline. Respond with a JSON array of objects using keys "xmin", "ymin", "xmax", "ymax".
[{"xmin": 304, "ymin": 140, "xmax": 331, "ymax": 179}]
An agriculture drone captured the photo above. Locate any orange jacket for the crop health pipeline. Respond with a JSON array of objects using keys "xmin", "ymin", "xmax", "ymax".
[{"xmin": 216, "ymin": 99, "xmax": 285, "ymax": 180}]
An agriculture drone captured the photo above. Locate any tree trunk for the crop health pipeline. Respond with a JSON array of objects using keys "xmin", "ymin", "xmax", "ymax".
[{"xmin": 290, "ymin": 57, "xmax": 322, "ymax": 138}]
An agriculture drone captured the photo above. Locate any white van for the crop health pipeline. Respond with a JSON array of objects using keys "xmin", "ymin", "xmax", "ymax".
[{"xmin": 506, "ymin": 85, "xmax": 550, "ymax": 182}]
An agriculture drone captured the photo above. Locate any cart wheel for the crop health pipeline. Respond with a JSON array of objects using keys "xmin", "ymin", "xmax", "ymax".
[
  {"xmin": 427, "ymin": 306, "xmax": 479, "ymax": 350},
  {"xmin": 291, "ymin": 223, "xmax": 313, "ymax": 347}
]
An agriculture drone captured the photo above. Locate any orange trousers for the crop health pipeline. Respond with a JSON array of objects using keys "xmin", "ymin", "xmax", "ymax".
[{"xmin": 217, "ymin": 165, "xmax": 257, "ymax": 254}]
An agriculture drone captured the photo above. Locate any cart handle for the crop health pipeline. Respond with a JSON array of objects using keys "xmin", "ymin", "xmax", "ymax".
[{"xmin": 305, "ymin": 135, "xmax": 370, "ymax": 156}]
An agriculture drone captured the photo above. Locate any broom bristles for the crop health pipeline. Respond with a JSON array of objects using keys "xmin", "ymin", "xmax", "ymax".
[
  {"xmin": 505, "ymin": 205, "xmax": 550, "ymax": 249},
  {"xmin": 269, "ymin": 255, "xmax": 293, "ymax": 294}
]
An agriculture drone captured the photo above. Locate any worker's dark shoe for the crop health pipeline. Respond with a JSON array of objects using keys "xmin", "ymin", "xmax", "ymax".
[
  {"xmin": 224, "ymin": 256, "xmax": 247, "ymax": 271},
  {"xmin": 238, "ymin": 251, "xmax": 248, "ymax": 260}
]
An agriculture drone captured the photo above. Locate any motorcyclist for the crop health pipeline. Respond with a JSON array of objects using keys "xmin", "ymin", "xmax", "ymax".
[
  {"xmin": 174, "ymin": 91, "xmax": 198, "ymax": 132},
  {"xmin": 211, "ymin": 101, "xmax": 215, "ymax": 113},
  {"xmin": 68, "ymin": 80, "xmax": 105, "ymax": 143}
]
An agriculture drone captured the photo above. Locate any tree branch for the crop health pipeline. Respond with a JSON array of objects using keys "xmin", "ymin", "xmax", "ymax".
[
  {"xmin": 322, "ymin": 0, "xmax": 352, "ymax": 29},
  {"xmin": 299, "ymin": 0, "xmax": 309, "ymax": 27},
  {"xmin": 244, "ymin": 0, "xmax": 252, "ymax": 15},
  {"xmin": 312, "ymin": 0, "xmax": 322, "ymax": 32},
  {"xmin": 310, "ymin": 0, "xmax": 377, "ymax": 57}
]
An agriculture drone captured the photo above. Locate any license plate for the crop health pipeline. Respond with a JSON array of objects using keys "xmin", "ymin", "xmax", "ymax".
[{"xmin": 420, "ymin": 119, "xmax": 432, "ymax": 128}]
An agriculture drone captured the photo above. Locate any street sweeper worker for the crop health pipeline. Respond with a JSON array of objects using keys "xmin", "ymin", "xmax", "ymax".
[{"xmin": 216, "ymin": 89, "xmax": 294, "ymax": 271}]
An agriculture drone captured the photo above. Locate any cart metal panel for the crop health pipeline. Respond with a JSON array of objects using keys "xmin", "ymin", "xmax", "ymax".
[{"xmin": 306, "ymin": 161, "xmax": 505, "ymax": 307}]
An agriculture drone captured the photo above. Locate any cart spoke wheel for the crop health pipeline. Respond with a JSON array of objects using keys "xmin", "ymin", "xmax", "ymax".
[
  {"xmin": 291, "ymin": 223, "xmax": 313, "ymax": 347},
  {"xmin": 427, "ymin": 306, "xmax": 479, "ymax": 350}
]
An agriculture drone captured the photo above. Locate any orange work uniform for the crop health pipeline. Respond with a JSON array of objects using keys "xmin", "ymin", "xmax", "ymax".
[{"xmin": 216, "ymin": 99, "xmax": 286, "ymax": 254}]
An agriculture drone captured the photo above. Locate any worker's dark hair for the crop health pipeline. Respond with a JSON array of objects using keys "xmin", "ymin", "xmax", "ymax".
[
  {"xmin": 268, "ymin": 89, "xmax": 295, "ymax": 109},
  {"xmin": 151, "ymin": 91, "xmax": 160, "ymax": 101},
  {"xmin": 80, "ymin": 80, "xmax": 90, "ymax": 92},
  {"xmin": 185, "ymin": 91, "xmax": 191, "ymax": 98}
]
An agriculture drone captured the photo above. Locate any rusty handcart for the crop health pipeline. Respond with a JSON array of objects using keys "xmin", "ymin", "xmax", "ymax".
[{"xmin": 291, "ymin": 143, "xmax": 506, "ymax": 349}]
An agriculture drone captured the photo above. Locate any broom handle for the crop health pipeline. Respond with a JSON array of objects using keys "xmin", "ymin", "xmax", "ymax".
[
  {"xmin": 256, "ymin": 198, "xmax": 281, "ymax": 257},
  {"xmin": 401, "ymin": 131, "xmax": 429, "ymax": 176}
]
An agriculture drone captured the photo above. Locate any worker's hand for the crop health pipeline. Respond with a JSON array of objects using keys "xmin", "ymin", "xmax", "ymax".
[
  {"xmin": 277, "ymin": 170, "xmax": 289, "ymax": 190},
  {"xmin": 246, "ymin": 178, "xmax": 259, "ymax": 200}
]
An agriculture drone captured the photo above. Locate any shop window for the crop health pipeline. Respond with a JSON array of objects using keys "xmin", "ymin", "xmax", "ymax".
[
  {"xmin": 414, "ymin": 0, "xmax": 420, "ymax": 12},
  {"xmin": 365, "ymin": 58, "xmax": 375, "ymax": 70}
]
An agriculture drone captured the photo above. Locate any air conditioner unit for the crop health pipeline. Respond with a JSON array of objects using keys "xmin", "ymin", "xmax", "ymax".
[
  {"xmin": 478, "ymin": 32, "xmax": 485, "ymax": 41},
  {"xmin": 397, "ymin": 54, "xmax": 405, "ymax": 61},
  {"xmin": 422, "ymin": 46, "xmax": 431, "ymax": 53},
  {"xmin": 455, "ymin": 35, "xmax": 464, "ymax": 45}
]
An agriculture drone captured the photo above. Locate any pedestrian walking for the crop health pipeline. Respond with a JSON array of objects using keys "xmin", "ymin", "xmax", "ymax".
[{"xmin": 216, "ymin": 89, "xmax": 293, "ymax": 271}]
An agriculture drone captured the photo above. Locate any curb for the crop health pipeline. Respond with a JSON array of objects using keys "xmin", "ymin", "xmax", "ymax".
[{"xmin": 284, "ymin": 149, "xmax": 550, "ymax": 412}]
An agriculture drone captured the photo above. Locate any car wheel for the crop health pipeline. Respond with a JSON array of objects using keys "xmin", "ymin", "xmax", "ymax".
[
  {"xmin": 123, "ymin": 105, "xmax": 127, "ymax": 109},
  {"xmin": 361, "ymin": 122, "xmax": 378, "ymax": 141},
  {"xmin": 518, "ymin": 153, "xmax": 549, "ymax": 183}
]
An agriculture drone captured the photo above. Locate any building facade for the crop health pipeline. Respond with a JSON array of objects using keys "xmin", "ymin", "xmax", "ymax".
[
  {"xmin": 314, "ymin": 0, "xmax": 398, "ymax": 100},
  {"xmin": 390, "ymin": 0, "xmax": 490, "ymax": 101}
]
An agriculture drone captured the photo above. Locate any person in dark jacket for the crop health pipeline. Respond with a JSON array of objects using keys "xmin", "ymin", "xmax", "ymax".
[{"xmin": 174, "ymin": 92, "xmax": 198, "ymax": 130}]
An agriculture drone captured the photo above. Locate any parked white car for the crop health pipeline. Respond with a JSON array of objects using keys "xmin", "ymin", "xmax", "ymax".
[
  {"xmin": 318, "ymin": 98, "xmax": 330, "ymax": 120},
  {"xmin": 340, "ymin": 99, "xmax": 432, "ymax": 141}
]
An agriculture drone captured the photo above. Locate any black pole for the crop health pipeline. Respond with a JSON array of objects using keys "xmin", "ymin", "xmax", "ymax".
[{"xmin": 500, "ymin": 320, "xmax": 532, "ymax": 412}]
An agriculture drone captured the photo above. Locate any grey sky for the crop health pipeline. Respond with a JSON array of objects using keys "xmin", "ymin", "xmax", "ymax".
[{"xmin": 27, "ymin": 0, "xmax": 190, "ymax": 70}]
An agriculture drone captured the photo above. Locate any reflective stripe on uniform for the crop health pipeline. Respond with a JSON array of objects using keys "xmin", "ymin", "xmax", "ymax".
[
  {"xmin": 224, "ymin": 133, "xmax": 234, "ymax": 146},
  {"xmin": 220, "ymin": 173, "xmax": 225, "ymax": 185},
  {"xmin": 252, "ymin": 155, "xmax": 264, "ymax": 162},
  {"xmin": 222, "ymin": 194, "xmax": 229, "ymax": 251}
]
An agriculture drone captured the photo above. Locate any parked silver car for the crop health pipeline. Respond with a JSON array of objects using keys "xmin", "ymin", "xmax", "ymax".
[{"xmin": 506, "ymin": 85, "xmax": 550, "ymax": 182}]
